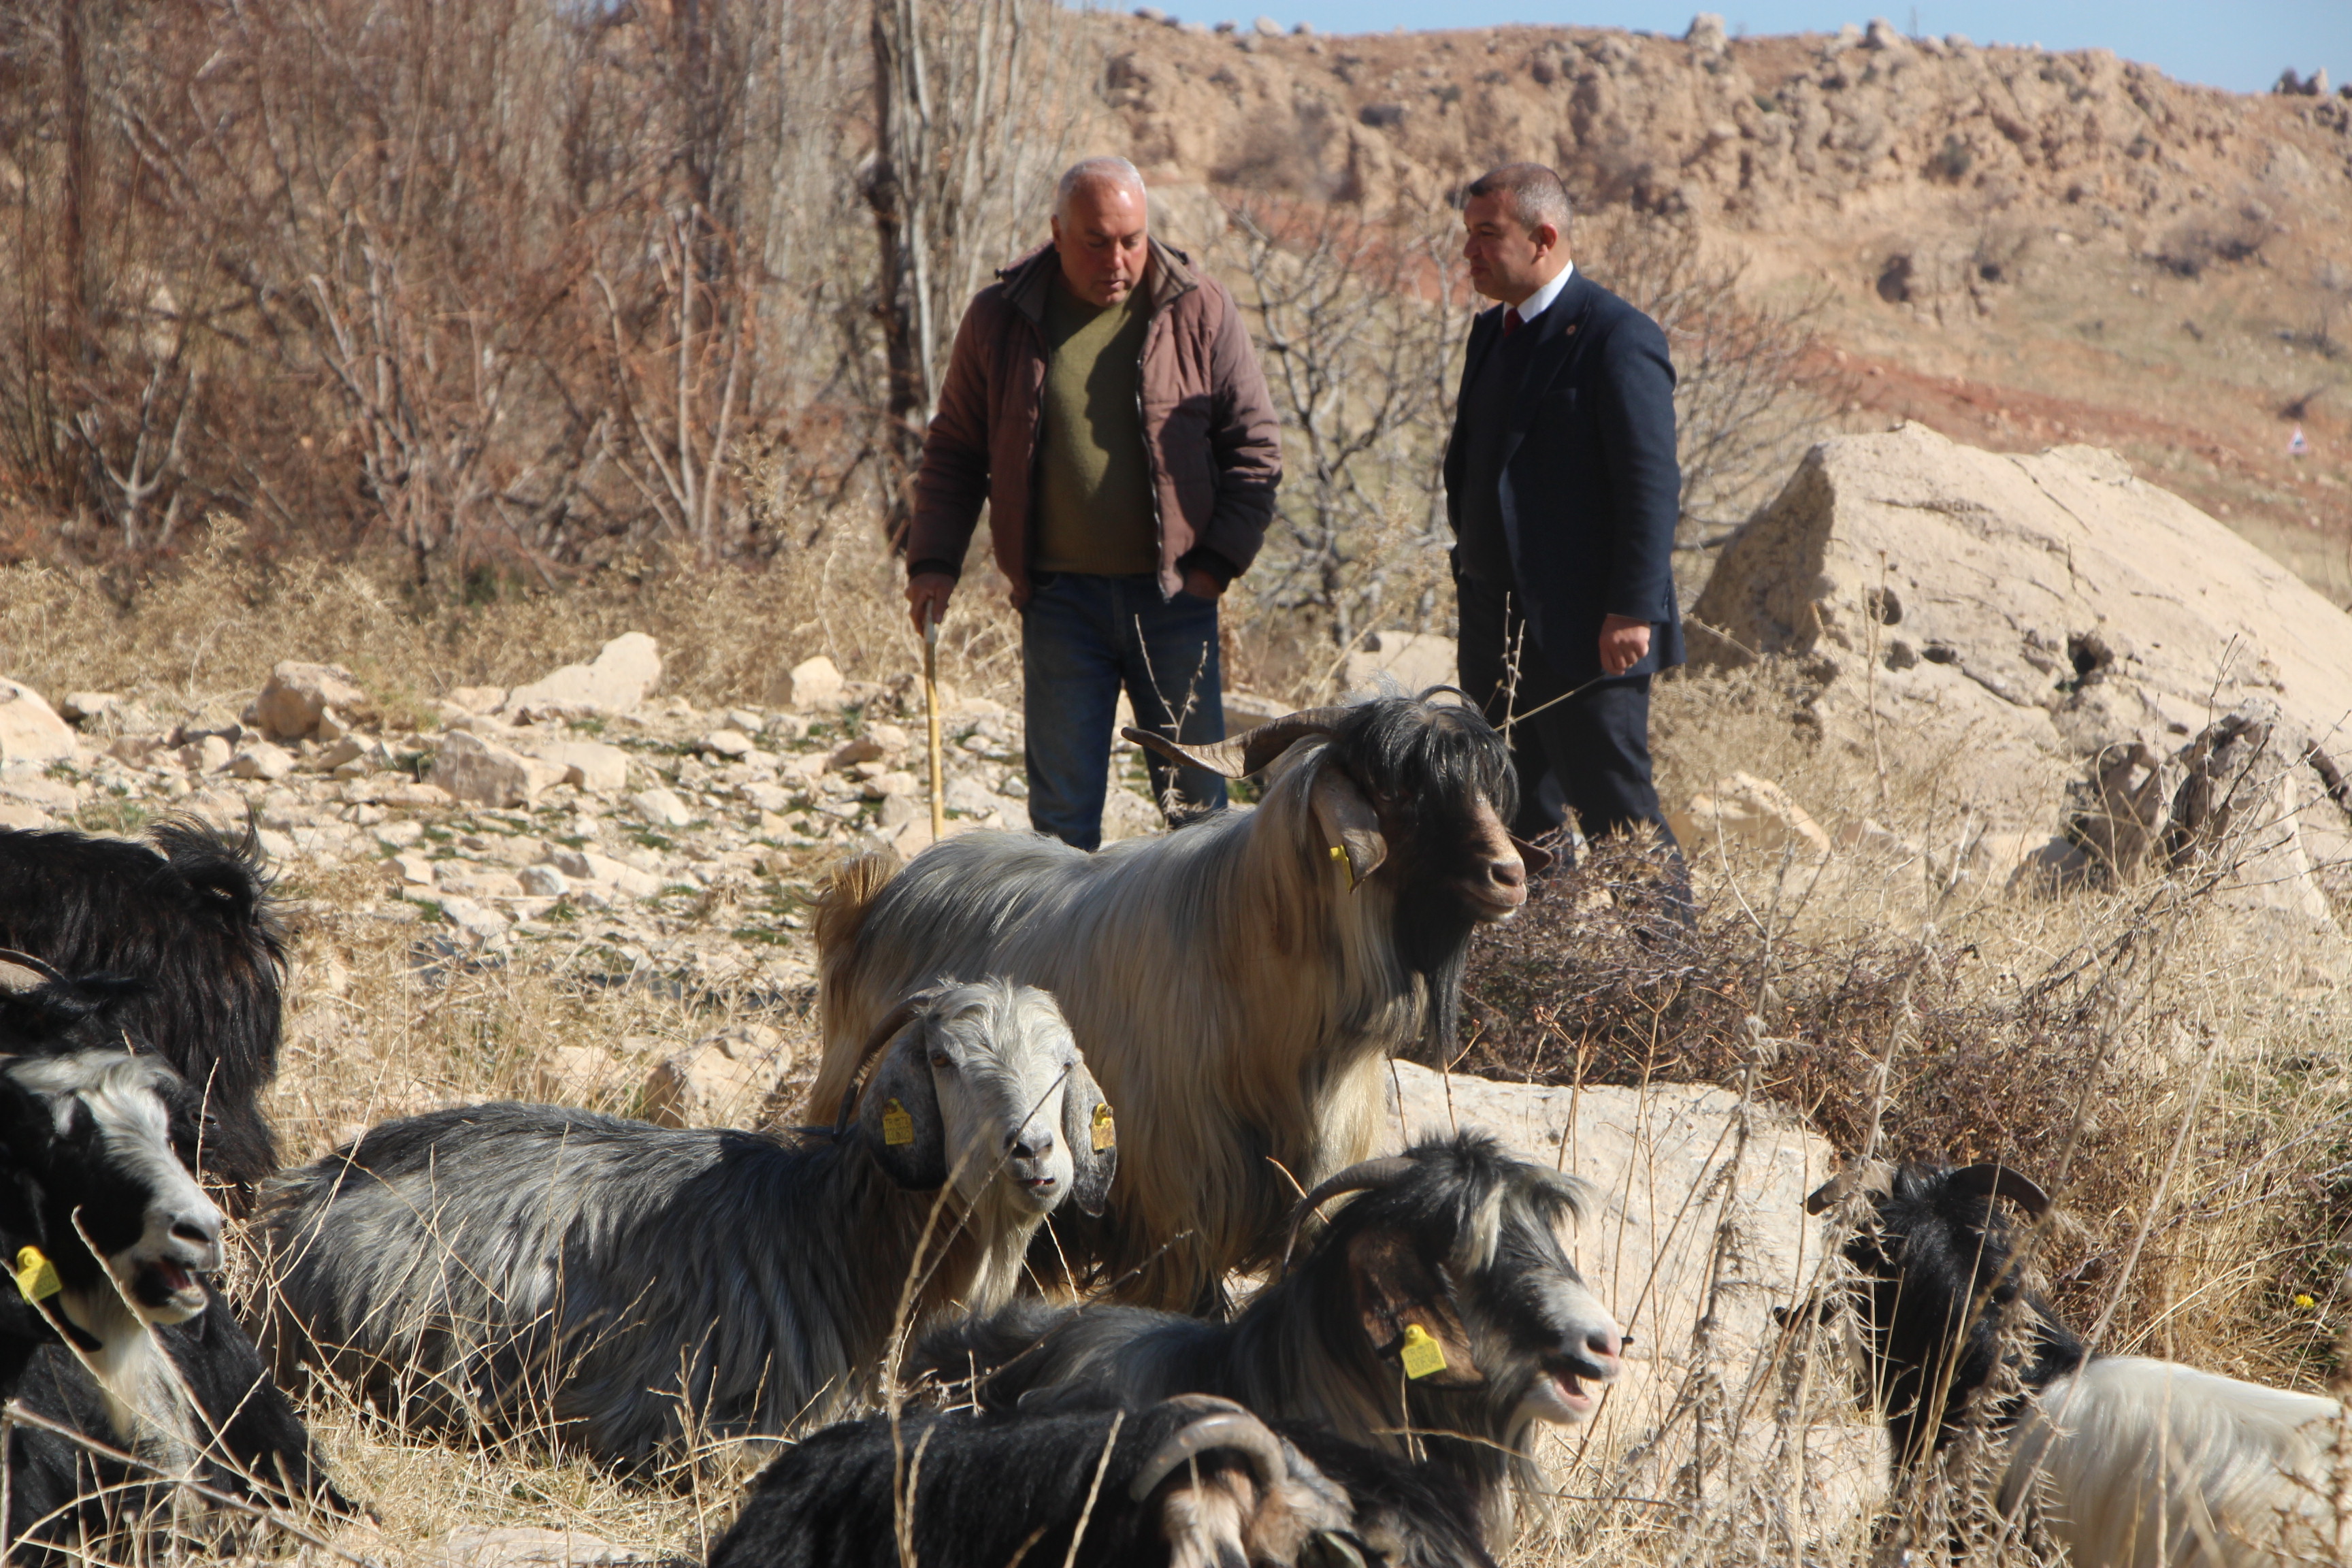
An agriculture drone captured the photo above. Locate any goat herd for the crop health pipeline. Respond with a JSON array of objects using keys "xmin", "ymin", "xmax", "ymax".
[{"xmin": 0, "ymin": 691, "xmax": 2341, "ymax": 1568}]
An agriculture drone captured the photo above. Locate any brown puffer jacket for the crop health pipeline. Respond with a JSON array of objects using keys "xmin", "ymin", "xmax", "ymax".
[{"xmin": 907, "ymin": 239, "xmax": 1281, "ymax": 604}]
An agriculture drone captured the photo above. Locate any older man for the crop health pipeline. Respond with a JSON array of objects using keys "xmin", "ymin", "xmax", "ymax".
[
  {"xmin": 1444, "ymin": 162, "xmax": 1690, "ymax": 911},
  {"xmin": 905, "ymin": 157, "xmax": 1281, "ymax": 850}
]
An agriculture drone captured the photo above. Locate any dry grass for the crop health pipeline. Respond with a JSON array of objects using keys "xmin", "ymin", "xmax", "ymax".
[{"xmin": 7, "ymin": 537, "xmax": 2351, "ymax": 1565}]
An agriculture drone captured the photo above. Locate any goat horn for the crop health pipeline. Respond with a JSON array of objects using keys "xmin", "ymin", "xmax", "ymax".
[
  {"xmin": 1121, "ymin": 706, "xmax": 1353, "ymax": 780},
  {"xmin": 0, "ymin": 949, "xmax": 64, "ymax": 995},
  {"xmin": 1803, "ymin": 1171, "xmax": 1860, "ymax": 1215},
  {"xmin": 1129, "ymin": 1404, "xmax": 1288, "ymax": 1502},
  {"xmin": 1948, "ymin": 1162, "xmax": 2053, "ymax": 1218},
  {"xmin": 1279, "ymin": 1155, "xmax": 1418, "ymax": 1273}
]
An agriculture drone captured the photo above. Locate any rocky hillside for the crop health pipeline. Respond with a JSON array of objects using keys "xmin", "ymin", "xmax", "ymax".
[{"xmin": 1092, "ymin": 11, "xmax": 2352, "ymax": 599}]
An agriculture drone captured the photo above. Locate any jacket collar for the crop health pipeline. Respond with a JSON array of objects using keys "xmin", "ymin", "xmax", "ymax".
[{"xmin": 999, "ymin": 237, "xmax": 1198, "ymax": 325}]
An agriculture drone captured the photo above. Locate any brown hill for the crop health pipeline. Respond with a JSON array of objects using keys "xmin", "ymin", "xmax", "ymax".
[{"xmin": 1092, "ymin": 11, "xmax": 2352, "ymax": 602}]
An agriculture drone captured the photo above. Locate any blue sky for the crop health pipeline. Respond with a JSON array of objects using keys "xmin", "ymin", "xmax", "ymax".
[{"xmin": 1163, "ymin": 1, "xmax": 2350, "ymax": 95}]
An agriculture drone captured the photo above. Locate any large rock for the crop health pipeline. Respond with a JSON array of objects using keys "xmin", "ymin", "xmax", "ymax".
[
  {"xmin": 0, "ymin": 679, "xmax": 78, "ymax": 768},
  {"xmin": 522, "ymin": 738, "xmax": 630, "ymax": 795},
  {"xmin": 433, "ymin": 730, "xmax": 566, "ymax": 808},
  {"xmin": 250, "ymin": 661, "xmax": 369, "ymax": 740},
  {"xmin": 1695, "ymin": 425, "xmax": 2352, "ymax": 821},
  {"xmin": 1380, "ymin": 1063, "xmax": 1879, "ymax": 1520},
  {"xmin": 1343, "ymin": 629, "xmax": 1457, "ymax": 700},
  {"xmin": 642, "ymin": 1023, "xmax": 793, "ymax": 1128},
  {"xmin": 502, "ymin": 633, "xmax": 662, "ymax": 721}
]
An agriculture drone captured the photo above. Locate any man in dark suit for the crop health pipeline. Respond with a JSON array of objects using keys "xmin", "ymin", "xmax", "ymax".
[{"xmin": 1444, "ymin": 163, "xmax": 1690, "ymax": 906}]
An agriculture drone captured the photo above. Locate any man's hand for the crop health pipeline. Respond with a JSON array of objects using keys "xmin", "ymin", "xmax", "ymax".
[
  {"xmin": 1181, "ymin": 566, "xmax": 1227, "ymax": 601},
  {"xmin": 907, "ymin": 572, "xmax": 956, "ymax": 634},
  {"xmin": 1598, "ymin": 614, "xmax": 1651, "ymax": 676}
]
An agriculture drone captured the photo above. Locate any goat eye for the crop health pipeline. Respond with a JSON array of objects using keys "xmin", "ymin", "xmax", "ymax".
[{"xmin": 928, "ymin": 1052, "xmax": 952, "ymax": 1070}]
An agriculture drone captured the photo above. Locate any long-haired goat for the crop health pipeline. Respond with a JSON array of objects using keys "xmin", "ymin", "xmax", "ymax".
[
  {"xmin": 0, "ymin": 954, "xmax": 350, "ymax": 1559},
  {"xmin": 1809, "ymin": 1161, "xmax": 2345, "ymax": 1568},
  {"xmin": 0, "ymin": 821, "xmax": 287, "ymax": 1198},
  {"xmin": 709, "ymin": 1394, "xmax": 1388, "ymax": 1568},
  {"xmin": 915, "ymin": 1131, "xmax": 1621, "ymax": 1541},
  {"xmin": 260, "ymin": 979, "xmax": 1114, "ymax": 1469},
  {"xmin": 811, "ymin": 693, "xmax": 1532, "ymax": 1311}
]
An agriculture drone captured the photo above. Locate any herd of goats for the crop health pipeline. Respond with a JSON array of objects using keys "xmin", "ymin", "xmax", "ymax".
[{"xmin": 0, "ymin": 690, "xmax": 2342, "ymax": 1568}]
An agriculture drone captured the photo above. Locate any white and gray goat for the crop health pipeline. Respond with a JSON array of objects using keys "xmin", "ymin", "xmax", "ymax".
[
  {"xmin": 811, "ymin": 693, "xmax": 1535, "ymax": 1312},
  {"xmin": 260, "ymin": 978, "xmax": 1113, "ymax": 1469},
  {"xmin": 1810, "ymin": 1161, "xmax": 2344, "ymax": 1568}
]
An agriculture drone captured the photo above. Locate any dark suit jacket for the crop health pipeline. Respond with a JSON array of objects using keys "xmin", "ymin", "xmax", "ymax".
[{"xmin": 1442, "ymin": 270, "xmax": 1686, "ymax": 684}]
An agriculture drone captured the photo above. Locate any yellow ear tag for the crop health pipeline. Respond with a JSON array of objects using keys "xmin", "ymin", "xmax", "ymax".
[
  {"xmin": 1328, "ymin": 845, "xmax": 1347, "ymax": 864},
  {"xmin": 1399, "ymin": 1323, "xmax": 1447, "ymax": 1380},
  {"xmin": 13, "ymin": 1245, "xmax": 61, "ymax": 1303},
  {"xmin": 1091, "ymin": 1102, "xmax": 1116, "ymax": 1152},
  {"xmin": 881, "ymin": 1098, "xmax": 915, "ymax": 1146}
]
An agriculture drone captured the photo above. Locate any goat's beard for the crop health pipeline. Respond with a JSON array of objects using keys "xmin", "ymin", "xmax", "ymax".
[{"xmin": 1396, "ymin": 909, "xmax": 1477, "ymax": 1068}]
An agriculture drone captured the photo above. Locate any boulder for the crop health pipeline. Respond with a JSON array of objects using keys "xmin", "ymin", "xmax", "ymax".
[
  {"xmin": 502, "ymin": 633, "xmax": 662, "ymax": 721},
  {"xmin": 0, "ymin": 679, "xmax": 78, "ymax": 768},
  {"xmin": 699, "ymin": 728, "xmax": 754, "ymax": 759},
  {"xmin": 59, "ymin": 691, "xmax": 121, "ymax": 725},
  {"xmin": 434, "ymin": 730, "xmax": 566, "ymax": 808},
  {"xmin": 642, "ymin": 1023, "xmax": 792, "ymax": 1128},
  {"xmin": 250, "ymin": 661, "xmax": 370, "ymax": 740},
  {"xmin": 779, "ymin": 654, "xmax": 845, "ymax": 711},
  {"xmin": 1379, "ymin": 1063, "xmax": 1877, "ymax": 1510},
  {"xmin": 391, "ymin": 851, "xmax": 436, "ymax": 887},
  {"xmin": 630, "ymin": 787, "xmax": 693, "ymax": 829},
  {"xmin": 523, "ymin": 738, "xmax": 630, "ymax": 795},
  {"xmin": 1342, "ymin": 629, "xmax": 1457, "ymax": 700},
  {"xmin": 1694, "ymin": 425, "xmax": 2352, "ymax": 840}
]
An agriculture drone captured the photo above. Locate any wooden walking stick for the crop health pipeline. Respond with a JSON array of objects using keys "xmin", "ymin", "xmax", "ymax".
[{"xmin": 923, "ymin": 605, "xmax": 946, "ymax": 844}]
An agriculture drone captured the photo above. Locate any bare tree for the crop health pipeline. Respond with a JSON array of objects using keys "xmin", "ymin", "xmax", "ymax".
[{"xmin": 1218, "ymin": 196, "xmax": 1474, "ymax": 649}]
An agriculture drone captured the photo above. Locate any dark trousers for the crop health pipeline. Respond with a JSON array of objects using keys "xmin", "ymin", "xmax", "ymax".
[
  {"xmin": 1021, "ymin": 572, "xmax": 1226, "ymax": 852},
  {"xmin": 1455, "ymin": 572, "xmax": 1685, "ymax": 870}
]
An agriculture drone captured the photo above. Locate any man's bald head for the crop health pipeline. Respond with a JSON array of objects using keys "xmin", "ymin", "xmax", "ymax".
[
  {"xmin": 1051, "ymin": 157, "xmax": 1151, "ymax": 306},
  {"xmin": 1056, "ymin": 156, "xmax": 1147, "ymax": 222}
]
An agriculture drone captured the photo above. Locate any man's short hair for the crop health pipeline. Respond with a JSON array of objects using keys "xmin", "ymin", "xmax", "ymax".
[
  {"xmin": 1464, "ymin": 163, "xmax": 1572, "ymax": 239},
  {"xmin": 1056, "ymin": 156, "xmax": 1147, "ymax": 220}
]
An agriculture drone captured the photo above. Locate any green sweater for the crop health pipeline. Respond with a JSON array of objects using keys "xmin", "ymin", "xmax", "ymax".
[{"xmin": 1032, "ymin": 275, "xmax": 1157, "ymax": 576}]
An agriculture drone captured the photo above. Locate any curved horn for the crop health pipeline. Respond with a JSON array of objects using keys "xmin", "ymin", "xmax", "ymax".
[
  {"xmin": 1279, "ymin": 1155, "xmax": 1419, "ymax": 1273},
  {"xmin": 1121, "ymin": 706, "xmax": 1353, "ymax": 780},
  {"xmin": 831, "ymin": 995, "xmax": 930, "ymax": 1132},
  {"xmin": 1128, "ymin": 1403, "xmax": 1288, "ymax": 1502},
  {"xmin": 1803, "ymin": 1170, "xmax": 1860, "ymax": 1215},
  {"xmin": 0, "ymin": 949, "xmax": 64, "ymax": 995},
  {"xmin": 1948, "ymin": 1163, "xmax": 2053, "ymax": 1219}
]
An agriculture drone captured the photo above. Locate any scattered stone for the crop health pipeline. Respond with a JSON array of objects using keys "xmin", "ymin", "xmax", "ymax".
[
  {"xmin": 532, "ymin": 1045, "xmax": 619, "ymax": 1102},
  {"xmin": 1684, "ymin": 12, "xmax": 1727, "ymax": 49},
  {"xmin": 251, "ymin": 661, "xmax": 370, "ymax": 740},
  {"xmin": 642, "ymin": 1023, "xmax": 792, "ymax": 1129},
  {"xmin": 779, "ymin": 655, "xmax": 845, "ymax": 711},
  {"xmin": 435, "ymin": 730, "xmax": 566, "ymax": 808},
  {"xmin": 866, "ymin": 721, "xmax": 912, "ymax": 753},
  {"xmin": 700, "ymin": 729, "xmax": 754, "ymax": 758},
  {"xmin": 549, "ymin": 847, "xmax": 664, "ymax": 899},
  {"xmin": 0, "ymin": 679, "xmax": 78, "ymax": 768},
  {"xmin": 437, "ymin": 865, "xmax": 524, "ymax": 900},
  {"xmin": 518, "ymin": 864, "xmax": 568, "ymax": 897},
  {"xmin": 879, "ymin": 793, "xmax": 921, "ymax": 830},
  {"xmin": 423, "ymin": 1526, "xmax": 652, "ymax": 1568},
  {"xmin": 1222, "ymin": 690, "xmax": 1290, "ymax": 729},
  {"xmin": 374, "ymin": 821, "xmax": 423, "ymax": 849},
  {"xmin": 1669, "ymin": 772, "xmax": 1832, "ymax": 860},
  {"xmin": 1252, "ymin": 14, "xmax": 1280, "ymax": 35},
  {"xmin": 503, "ymin": 633, "xmax": 663, "ymax": 721},
  {"xmin": 764, "ymin": 712, "xmax": 812, "ymax": 742},
  {"xmin": 0, "ymin": 802, "xmax": 52, "ymax": 830},
  {"xmin": 446, "ymin": 685, "xmax": 508, "ymax": 715},
  {"xmin": 184, "ymin": 734, "xmax": 234, "ymax": 774},
  {"xmin": 229, "ymin": 740, "xmax": 297, "ymax": 781},
  {"xmin": 376, "ymin": 781, "xmax": 457, "ymax": 810},
  {"xmin": 391, "ymin": 851, "xmax": 436, "ymax": 887},
  {"xmin": 741, "ymin": 781, "xmax": 791, "ymax": 813},
  {"xmin": 630, "ymin": 787, "xmax": 693, "ymax": 829},
  {"xmin": 1100, "ymin": 785, "xmax": 1164, "ymax": 842},
  {"xmin": 828, "ymin": 737, "xmax": 887, "ymax": 770},
  {"xmin": 59, "ymin": 691, "xmax": 121, "ymax": 724},
  {"xmin": 526, "ymin": 738, "xmax": 630, "ymax": 794},
  {"xmin": 863, "ymin": 770, "xmax": 919, "ymax": 800},
  {"xmin": 433, "ymin": 895, "xmax": 511, "ymax": 945}
]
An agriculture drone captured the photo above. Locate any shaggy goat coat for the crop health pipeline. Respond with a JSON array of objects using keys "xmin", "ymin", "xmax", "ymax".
[
  {"xmin": 262, "ymin": 981, "xmax": 1112, "ymax": 1467},
  {"xmin": 1818, "ymin": 1162, "xmax": 2343, "ymax": 1568},
  {"xmin": 813, "ymin": 696, "xmax": 1525, "ymax": 1310},
  {"xmin": 917, "ymin": 1132, "xmax": 1620, "ymax": 1541},
  {"xmin": 0, "ymin": 821, "xmax": 287, "ymax": 1196}
]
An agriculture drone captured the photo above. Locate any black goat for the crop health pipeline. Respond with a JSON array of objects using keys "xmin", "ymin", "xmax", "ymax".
[
  {"xmin": 708, "ymin": 1395, "xmax": 1382, "ymax": 1568},
  {"xmin": 916, "ymin": 1132, "xmax": 1620, "ymax": 1541},
  {"xmin": 1810, "ymin": 1161, "xmax": 2342, "ymax": 1568},
  {"xmin": 0, "ymin": 956, "xmax": 350, "ymax": 1561},
  {"xmin": 0, "ymin": 821, "xmax": 287, "ymax": 1198}
]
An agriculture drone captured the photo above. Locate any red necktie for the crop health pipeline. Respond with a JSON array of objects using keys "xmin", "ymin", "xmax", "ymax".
[{"xmin": 1502, "ymin": 307, "xmax": 1524, "ymax": 337}]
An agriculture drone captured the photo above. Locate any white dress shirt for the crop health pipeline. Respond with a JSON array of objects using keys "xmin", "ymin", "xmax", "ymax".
[{"xmin": 1508, "ymin": 261, "xmax": 1575, "ymax": 328}]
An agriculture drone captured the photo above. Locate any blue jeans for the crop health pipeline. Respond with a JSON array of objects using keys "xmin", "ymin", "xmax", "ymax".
[{"xmin": 1021, "ymin": 572, "xmax": 1227, "ymax": 851}]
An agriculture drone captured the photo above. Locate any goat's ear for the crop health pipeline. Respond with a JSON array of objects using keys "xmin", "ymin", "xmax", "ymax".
[
  {"xmin": 1060, "ymin": 1058, "xmax": 1116, "ymax": 1218},
  {"xmin": 857, "ymin": 1021, "xmax": 947, "ymax": 1190},
  {"xmin": 1345, "ymin": 1227, "xmax": 1482, "ymax": 1388},
  {"xmin": 1309, "ymin": 764, "xmax": 1387, "ymax": 888}
]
